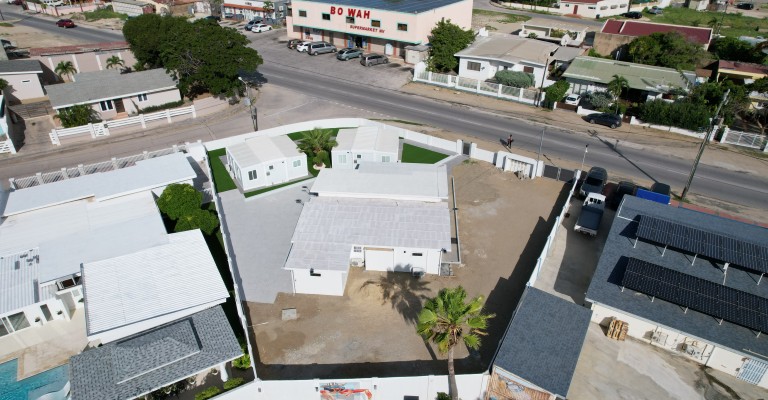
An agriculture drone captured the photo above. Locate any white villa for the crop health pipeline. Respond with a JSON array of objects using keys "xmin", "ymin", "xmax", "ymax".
[
  {"xmin": 226, "ymin": 135, "xmax": 308, "ymax": 192},
  {"xmin": 331, "ymin": 126, "xmax": 400, "ymax": 169}
]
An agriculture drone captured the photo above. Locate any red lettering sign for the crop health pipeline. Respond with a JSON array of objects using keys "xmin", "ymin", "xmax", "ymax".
[{"xmin": 336, "ymin": 7, "xmax": 370, "ymax": 19}]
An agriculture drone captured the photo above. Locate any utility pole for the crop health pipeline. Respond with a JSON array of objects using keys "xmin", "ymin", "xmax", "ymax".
[
  {"xmin": 680, "ymin": 89, "xmax": 729, "ymax": 202},
  {"xmin": 536, "ymin": 127, "xmax": 545, "ymax": 172},
  {"xmin": 580, "ymin": 144, "xmax": 589, "ymax": 173},
  {"xmin": 238, "ymin": 77, "xmax": 258, "ymax": 131}
]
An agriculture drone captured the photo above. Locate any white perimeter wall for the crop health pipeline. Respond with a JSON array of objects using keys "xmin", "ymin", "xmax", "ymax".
[{"xmin": 292, "ymin": 269, "xmax": 347, "ymax": 296}]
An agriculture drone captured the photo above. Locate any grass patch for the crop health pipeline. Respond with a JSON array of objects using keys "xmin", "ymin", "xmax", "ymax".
[
  {"xmin": 244, "ymin": 176, "xmax": 314, "ymax": 198},
  {"xmin": 648, "ymin": 7, "xmax": 768, "ymax": 37},
  {"xmin": 83, "ymin": 5, "xmax": 129, "ymax": 21},
  {"xmin": 287, "ymin": 127, "xmax": 345, "ymax": 141},
  {"xmin": 0, "ymin": 22, "xmax": 14, "ymax": 27},
  {"xmin": 472, "ymin": 8, "xmax": 531, "ymax": 22},
  {"xmin": 401, "ymin": 143, "xmax": 450, "ymax": 164},
  {"xmin": 207, "ymin": 148, "xmax": 237, "ymax": 193}
]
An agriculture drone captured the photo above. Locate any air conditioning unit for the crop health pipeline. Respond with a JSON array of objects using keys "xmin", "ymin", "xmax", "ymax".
[
  {"xmin": 683, "ymin": 343, "xmax": 704, "ymax": 358},
  {"xmin": 651, "ymin": 331, "xmax": 668, "ymax": 345},
  {"xmin": 350, "ymin": 258, "xmax": 364, "ymax": 267}
]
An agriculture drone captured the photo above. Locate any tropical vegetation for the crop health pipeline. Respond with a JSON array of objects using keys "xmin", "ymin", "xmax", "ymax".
[
  {"xmin": 295, "ymin": 128, "xmax": 337, "ymax": 167},
  {"xmin": 428, "ymin": 18, "xmax": 476, "ymax": 72},
  {"xmin": 607, "ymin": 75, "xmax": 629, "ymax": 114},
  {"xmin": 494, "ymin": 70, "xmax": 534, "ymax": 88},
  {"xmin": 56, "ymin": 104, "xmax": 101, "ymax": 128},
  {"xmin": 105, "ymin": 55, "xmax": 125, "ymax": 69},
  {"xmin": 626, "ymin": 32, "xmax": 705, "ymax": 70},
  {"xmin": 54, "ymin": 60, "xmax": 77, "ymax": 81}
]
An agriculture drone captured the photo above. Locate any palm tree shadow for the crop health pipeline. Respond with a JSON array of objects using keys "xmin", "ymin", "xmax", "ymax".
[{"xmin": 359, "ymin": 271, "xmax": 431, "ymax": 326}]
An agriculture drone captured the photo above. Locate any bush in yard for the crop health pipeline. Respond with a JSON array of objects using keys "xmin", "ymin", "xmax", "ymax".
[
  {"xmin": 57, "ymin": 105, "xmax": 101, "ymax": 128},
  {"xmin": 494, "ymin": 70, "xmax": 534, "ymax": 88},
  {"xmin": 586, "ymin": 91, "xmax": 613, "ymax": 109},
  {"xmin": 436, "ymin": 393, "xmax": 451, "ymax": 400},
  {"xmin": 194, "ymin": 386, "xmax": 222, "ymax": 400},
  {"xmin": 639, "ymin": 99, "xmax": 711, "ymax": 131},
  {"xmin": 224, "ymin": 378, "xmax": 245, "ymax": 391},
  {"xmin": 157, "ymin": 183, "xmax": 203, "ymax": 220},
  {"xmin": 543, "ymin": 80, "xmax": 570, "ymax": 108},
  {"xmin": 232, "ymin": 352, "xmax": 251, "ymax": 369},
  {"xmin": 174, "ymin": 209, "xmax": 220, "ymax": 235},
  {"xmin": 139, "ymin": 100, "xmax": 185, "ymax": 114}
]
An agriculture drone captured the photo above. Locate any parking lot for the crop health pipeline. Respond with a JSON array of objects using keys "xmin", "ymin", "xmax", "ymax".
[{"xmin": 245, "ymin": 29, "xmax": 414, "ymax": 90}]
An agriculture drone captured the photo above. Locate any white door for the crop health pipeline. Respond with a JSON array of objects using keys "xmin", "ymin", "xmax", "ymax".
[{"xmin": 364, "ymin": 248, "xmax": 394, "ymax": 271}]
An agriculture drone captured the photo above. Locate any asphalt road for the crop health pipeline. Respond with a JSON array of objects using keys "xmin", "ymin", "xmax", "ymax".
[
  {"xmin": 0, "ymin": 4, "xmax": 120, "ymax": 43},
  {"xmin": 2, "ymin": 7, "xmax": 766, "ymax": 209}
]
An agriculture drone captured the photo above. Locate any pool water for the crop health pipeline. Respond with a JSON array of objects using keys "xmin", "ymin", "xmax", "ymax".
[{"xmin": 0, "ymin": 359, "xmax": 69, "ymax": 400}]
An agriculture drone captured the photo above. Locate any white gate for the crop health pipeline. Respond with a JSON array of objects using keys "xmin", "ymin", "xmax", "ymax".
[
  {"xmin": 738, "ymin": 358, "xmax": 768, "ymax": 385},
  {"xmin": 721, "ymin": 128, "xmax": 768, "ymax": 150}
]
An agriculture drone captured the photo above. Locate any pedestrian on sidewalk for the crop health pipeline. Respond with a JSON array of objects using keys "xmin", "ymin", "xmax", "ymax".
[{"xmin": 506, "ymin": 134, "xmax": 513, "ymax": 148}]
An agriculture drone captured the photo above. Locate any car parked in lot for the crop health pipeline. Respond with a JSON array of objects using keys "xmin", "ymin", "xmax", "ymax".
[
  {"xmin": 250, "ymin": 23, "xmax": 272, "ymax": 33},
  {"xmin": 736, "ymin": 2, "xmax": 754, "ymax": 9},
  {"xmin": 336, "ymin": 47, "xmax": 363, "ymax": 60},
  {"xmin": 56, "ymin": 19, "xmax": 76, "ymax": 28},
  {"xmin": 564, "ymin": 93, "xmax": 581, "ymax": 105},
  {"xmin": 287, "ymin": 39, "xmax": 302, "ymax": 49},
  {"xmin": 204, "ymin": 15, "xmax": 221, "ymax": 22},
  {"xmin": 295, "ymin": 41, "xmax": 312, "ymax": 52},
  {"xmin": 244, "ymin": 18, "xmax": 264, "ymax": 30},
  {"xmin": 648, "ymin": 6, "xmax": 663, "ymax": 14},
  {"xmin": 360, "ymin": 53, "xmax": 388, "ymax": 66},
  {"xmin": 622, "ymin": 11, "xmax": 643, "ymax": 18},
  {"xmin": 609, "ymin": 180, "xmax": 637, "ymax": 209},
  {"xmin": 308, "ymin": 41, "xmax": 337, "ymax": 55},
  {"xmin": 580, "ymin": 166, "xmax": 608, "ymax": 197},
  {"xmin": 586, "ymin": 113, "xmax": 622, "ymax": 129}
]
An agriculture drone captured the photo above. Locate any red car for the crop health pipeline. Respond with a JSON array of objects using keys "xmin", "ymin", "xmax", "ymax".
[{"xmin": 56, "ymin": 19, "xmax": 76, "ymax": 28}]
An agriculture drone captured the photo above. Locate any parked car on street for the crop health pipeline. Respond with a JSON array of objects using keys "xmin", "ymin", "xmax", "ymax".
[
  {"xmin": 308, "ymin": 41, "xmax": 337, "ymax": 55},
  {"xmin": 580, "ymin": 166, "xmax": 608, "ymax": 197},
  {"xmin": 245, "ymin": 18, "xmax": 264, "ymax": 30},
  {"xmin": 609, "ymin": 180, "xmax": 637, "ymax": 209},
  {"xmin": 295, "ymin": 41, "xmax": 312, "ymax": 52},
  {"xmin": 736, "ymin": 2, "xmax": 754, "ymax": 9},
  {"xmin": 564, "ymin": 93, "xmax": 581, "ymax": 105},
  {"xmin": 648, "ymin": 6, "xmax": 663, "ymax": 14},
  {"xmin": 336, "ymin": 47, "xmax": 363, "ymax": 60},
  {"xmin": 360, "ymin": 53, "xmax": 388, "ymax": 66},
  {"xmin": 56, "ymin": 19, "xmax": 76, "ymax": 28},
  {"xmin": 622, "ymin": 11, "xmax": 643, "ymax": 18},
  {"xmin": 204, "ymin": 15, "xmax": 221, "ymax": 22},
  {"xmin": 250, "ymin": 23, "xmax": 272, "ymax": 33},
  {"xmin": 287, "ymin": 39, "xmax": 302, "ymax": 49},
  {"xmin": 586, "ymin": 113, "xmax": 622, "ymax": 128}
]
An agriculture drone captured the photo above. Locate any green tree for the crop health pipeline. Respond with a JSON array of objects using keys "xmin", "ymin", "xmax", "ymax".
[
  {"xmin": 296, "ymin": 128, "xmax": 338, "ymax": 166},
  {"xmin": 709, "ymin": 37, "xmax": 764, "ymax": 64},
  {"xmin": 427, "ymin": 19, "xmax": 475, "ymax": 72},
  {"xmin": 607, "ymin": 75, "xmax": 629, "ymax": 114},
  {"xmin": 54, "ymin": 60, "xmax": 77, "ymax": 81},
  {"xmin": 123, "ymin": 14, "xmax": 189, "ymax": 68},
  {"xmin": 749, "ymin": 77, "xmax": 768, "ymax": 94},
  {"xmin": 494, "ymin": 70, "xmax": 534, "ymax": 88},
  {"xmin": 543, "ymin": 80, "xmax": 570, "ymax": 108},
  {"xmin": 586, "ymin": 91, "xmax": 613, "ymax": 110},
  {"xmin": 56, "ymin": 105, "xmax": 101, "ymax": 128},
  {"xmin": 0, "ymin": 78, "xmax": 7, "ymax": 91},
  {"xmin": 105, "ymin": 55, "xmax": 125, "ymax": 69},
  {"xmin": 157, "ymin": 183, "xmax": 203, "ymax": 220},
  {"xmin": 417, "ymin": 286, "xmax": 494, "ymax": 400},
  {"xmin": 707, "ymin": 17, "xmax": 719, "ymax": 30},
  {"xmin": 262, "ymin": 1, "xmax": 274, "ymax": 18},
  {"xmin": 626, "ymin": 32, "xmax": 705, "ymax": 69},
  {"xmin": 175, "ymin": 209, "xmax": 220, "ymax": 235}
]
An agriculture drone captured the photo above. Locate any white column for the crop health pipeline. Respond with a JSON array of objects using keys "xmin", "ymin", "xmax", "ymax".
[{"xmin": 218, "ymin": 362, "xmax": 228, "ymax": 382}]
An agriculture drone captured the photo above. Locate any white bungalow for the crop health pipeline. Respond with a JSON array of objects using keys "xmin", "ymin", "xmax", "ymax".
[
  {"xmin": 331, "ymin": 126, "xmax": 400, "ymax": 169},
  {"xmin": 226, "ymin": 135, "xmax": 308, "ymax": 192}
]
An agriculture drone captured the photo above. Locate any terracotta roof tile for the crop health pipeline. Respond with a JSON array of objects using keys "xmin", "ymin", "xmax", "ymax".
[
  {"xmin": 717, "ymin": 60, "xmax": 768, "ymax": 75},
  {"xmin": 600, "ymin": 19, "xmax": 712, "ymax": 45}
]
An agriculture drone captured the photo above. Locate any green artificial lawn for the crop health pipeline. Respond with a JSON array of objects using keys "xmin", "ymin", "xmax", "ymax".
[
  {"xmin": 401, "ymin": 143, "xmax": 450, "ymax": 164},
  {"xmin": 647, "ymin": 7, "xmax": 768, "ymax": 37},
  {"xmin": 207, "ymin": 148, "xmax": 237, "ymax": 193}
]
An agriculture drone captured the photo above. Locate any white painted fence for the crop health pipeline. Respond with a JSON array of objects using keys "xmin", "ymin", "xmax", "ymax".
[
  {"xmin": 629, "ymin": 116, "xmax": 708, "ymax": 139},
  {"xmin": 413, "ymin": 64, "xmax": 542, "ymax": 106},
  {"xmin": 49, "ymin": 106, "xmax": 196, "ymax": 145},
  {"xmin": 720, "ymin": 127, "xmax": 768, "ymax": 152},
  {"xmin": 527, "ymin": 170, "xmax": 581, "ymax": 287}
]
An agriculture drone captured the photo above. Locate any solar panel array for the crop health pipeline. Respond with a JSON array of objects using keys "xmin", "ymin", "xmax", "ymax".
[
  {"xmin": 636, "ymin": 215, "xmax": 768, "ymax": 274},
  {"xmin": 622, "ymin": 257, "xmax": 768, "ymax": 333}
]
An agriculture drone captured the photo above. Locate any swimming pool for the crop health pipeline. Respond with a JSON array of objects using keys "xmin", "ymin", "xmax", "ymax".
[{"xmin": 0, "ymin": 359, "xmax": 69, "ymax": 400}]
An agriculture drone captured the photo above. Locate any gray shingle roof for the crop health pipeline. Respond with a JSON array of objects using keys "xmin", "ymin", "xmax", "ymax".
[
  {"xmin": 69, "ymin": 306, "xmax": 242, "ymax": 400},
  {"xmin": 296, "ymin": 0, "xmax": 465, "ymax": 13},
  {"xmin": 586, "ymin": 196, "xmax": 768, "ymax": 362},
  {"xmin": 493, "ymin": 287, "xmax": 591, "ymax": 397},
  {"xmin": 45, "ymin": 68, "xmax": 177, "ymax": 109},
  {"xmin": 0, "ymin": 59, "xmax": 43, "ymax": 74}
]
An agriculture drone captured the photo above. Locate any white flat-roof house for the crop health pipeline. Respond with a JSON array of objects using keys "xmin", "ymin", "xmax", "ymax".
[
  {"xmin": 0, "ymin": 154, "xmax": 196, "ymax": 339},
  {"xmin": 284, "ymin": 163, "xmax": 451, "ymax": 296},
  {"xmin": 226, "ymin": 135, "xmax": 308, "ymax": 192},
  {"xmin": 331, "ymin": 126, "xmax": 400, "ymax": 169}
]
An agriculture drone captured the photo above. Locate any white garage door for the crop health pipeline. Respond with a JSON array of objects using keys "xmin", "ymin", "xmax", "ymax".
[{"xmin": 364, "ymin": 248, "xmax": 394, "ymax": 271}]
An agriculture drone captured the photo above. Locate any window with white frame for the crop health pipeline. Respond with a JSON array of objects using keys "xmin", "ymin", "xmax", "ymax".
[
  {"xmin": 382, "ymin": 155, "xmax": 391, "ymax": 162},
  {"xmin": 137, "ymin": 93, "xmax": 148, "ymax": 102},
  {"xmin": 293, "ymin": 159, "xmax": 301, "ymax": 167},
  {"xmin": 467, "ymin": 61, "xmax": 481, "ymax": 71},
  {"xmin": 99, "ymin": 100, "xmax": 114, "ymax": 111},
  {"xmin": 397, "ymin": 23, "xmax": 407, "ymax": 31},
  {"xmin": 338, "ymin": 154, "xmax": 347, "ymax": 163},
  {"xmin": 248, "ymin": 170, "xmax": 257, "ymax": 180}
]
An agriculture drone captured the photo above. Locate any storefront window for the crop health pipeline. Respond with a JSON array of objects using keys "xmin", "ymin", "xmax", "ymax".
[
  {"xmin": 346, "ymin": 16, "xmax": 354, "ymax": 24},
  {"xmin": 397, "ymin": 23, "xmax": 408, "ymax": 31},
  {"xmin": 298, "ymin": 10, "xmax": 307, "ymax": 17},
  {"xmin": 371, "ymin": 20, "xmax": 381, "ymax": 27},
  {"xmin": 322, "ymin": 13, "xmax": 330, "ymax": 20}
]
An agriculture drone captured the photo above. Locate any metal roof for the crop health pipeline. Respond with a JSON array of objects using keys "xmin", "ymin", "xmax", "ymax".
[
  {"xmin": 45, "ymin": 68, "xmax": 177, "ymax": 109},
  {"xmin": 0, "ymin": 59, "xmax": 43, "ymax": 74},
  {"xmin": 292, "ymin": 0, "xmax": 467, "ymax": 14},
  {"xmin": 285, "ymin": 197, "xmax": 451, "ymax": 271},
  {"xmin": 335, "ymin": 126, "xmax": 400, "ymax": 154},
  {"xmin": 310, "ymin": 163, "xmax": 449, "ymax": 202},
  {"xmin": 227, "ymin": 135, "xmax": 303, "ymax": 169},
  {"xmin": 601, "ymin": 19, "xmax": 712, "ymax": 46},
  {"xmin": 455, "ymin": 34, "xmax": 560, "ymax": 66},
  {"xmin": 562, "ymin": 56, "xmax": 696, "ymax": 93},
  {"xmin": 83, "ymin": 230, "xmax": 229, "ymax": 337},
  {"xmin": 69, "ymin": 306, "xmax": 242, "ymax": 400},
  {"xmin": 0, "ymin": 248, "xmax": 41, "ymax": 315},
  {"xmin": 493, "ymin": 287, "xmax": 591, "ymax": 397},
  {"xmin": 3, "ymin": 152, "xmax": 196, "ymax": 216},
  {"xmin": 586, "ymin": 196, "xmax": 768, "ymax": 363}
]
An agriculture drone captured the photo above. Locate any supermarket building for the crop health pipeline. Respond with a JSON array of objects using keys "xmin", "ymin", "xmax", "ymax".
[{"xmin": 286, "ymin": 0, "xmax": 472, "ymax": 60}]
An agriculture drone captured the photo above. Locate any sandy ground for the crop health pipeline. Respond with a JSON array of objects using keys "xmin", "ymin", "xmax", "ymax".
[
  {"xmin": 245, "ymin": 161, "xmax": 566, "ymax": 380},
  {"xmin": 0, "ymin": 20, "xmax": 85, "ymax": 49}
]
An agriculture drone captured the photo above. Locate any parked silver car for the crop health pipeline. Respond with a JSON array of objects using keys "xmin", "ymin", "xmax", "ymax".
[
  {"xmin": 308, "ymin": 41, "xmax": 337, "ymax": 55},
  {"xmin": 336, "ymin": 47, "xmax": 363, "ymax": 61},
  {"xmin": 360, "ymin": 53, "xmax": 388, "ymax": 66}
]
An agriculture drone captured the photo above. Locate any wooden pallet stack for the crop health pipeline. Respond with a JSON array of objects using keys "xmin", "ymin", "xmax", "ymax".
[{"xmin": 607, "ymin": 318, "xmax": 628, "ymax": 341}]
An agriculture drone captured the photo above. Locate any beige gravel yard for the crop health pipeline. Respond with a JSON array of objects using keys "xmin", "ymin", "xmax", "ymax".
[{"xmin": 246, "ymin": 160, "xmax": 567, "ymax": 380}]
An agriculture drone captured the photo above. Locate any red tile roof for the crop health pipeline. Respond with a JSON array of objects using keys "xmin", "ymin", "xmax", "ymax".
[
  {"xmin": 717, "ymin": 60, "xmax": 768, "ymax": 75},
  {"xmin": 600, "ymin": 19, "xmax": 712, "ymax": 45},
  {"xmin": 29, "ymin": 42, "xmax": 130, "ymax": 57}
]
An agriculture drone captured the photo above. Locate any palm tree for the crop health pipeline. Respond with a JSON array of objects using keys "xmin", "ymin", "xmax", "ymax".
[
  {"xmin": 54, "ymin": 61, "xmax": 77, "ymax": 82},
  {"xmin": 262, "ymin": 1, "xmax": 274, "ymax": 18},
  {"xmin": 417, "ymin": 286, "xmax": 495, "ymax": 400},
  {"xmin": 707, "ymin": 17, "xmax": 719, "ymax": 30},
  {"xmin": 295, "ymin": 128, "xmax": 337, "ymax": 167},
  {"xmin": 105, "ymin": 55, "xmax": 124, "ymax": 69},
  {"xmin": 607, "ymin": 74, "xmax": 629, "ymax": 114}
]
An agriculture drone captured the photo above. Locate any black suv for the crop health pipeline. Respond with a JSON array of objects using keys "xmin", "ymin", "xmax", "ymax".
[
  {"xmin": 736, "ymin": 2, "xmax": 754, "ymax": 9},
  {"xmin": 622, "ymin": 11, "xmax": 642, "ymax": 18},
  {"xmin": 586, "ymin": 113, "xmax": 622, "ymax": 129},
  {"xmin": 580, "ymin": 166, "xmax": 608, "ymax": 197}
]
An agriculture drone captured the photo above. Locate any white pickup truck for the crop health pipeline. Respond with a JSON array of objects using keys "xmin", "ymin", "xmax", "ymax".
[{"xmin": 574, "ymin": 193, "xmax": 606, "ymax": 237}]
